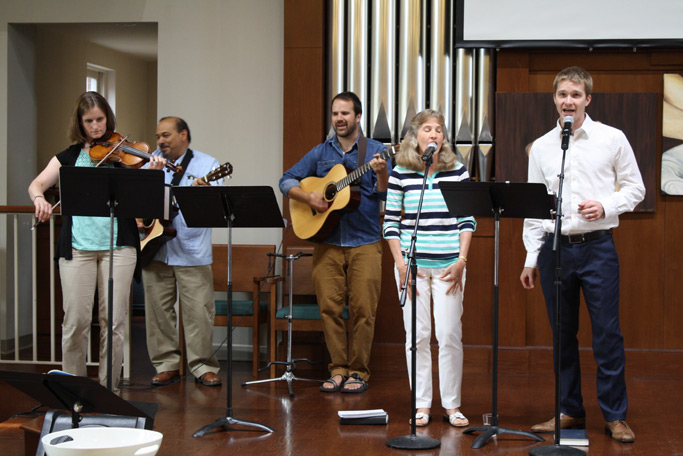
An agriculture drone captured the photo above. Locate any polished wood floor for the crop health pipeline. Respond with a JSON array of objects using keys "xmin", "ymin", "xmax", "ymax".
[{"xmin": 2, "ymin": 316, "xmax": 682, "ymax": 456}]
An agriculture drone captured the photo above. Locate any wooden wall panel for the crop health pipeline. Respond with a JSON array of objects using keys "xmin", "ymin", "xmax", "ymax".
[
  {"xmin": 496, "ymin": 92, "xmax": 658, "ymax": 211},
  {"xmin": 283, "ymin": 47, "xmax": 325, "ymax": 171},
  {"xmin": 461, "ymin": 230, "xmax": 495, "ymax": 346},
  {"xmin": 615, "ymin": 212, "xmax": 666, "ymax": 348},
  {"xmin": 373, "ymin": 239, "xmax": 404, "ymax": 344},
  {"xmin": 283, "ymin": 1, "xmax": 325, "ymax": 249},
  {"xmin": 284, "ymin": 0, "xmax": 324, "ymax": 49},
  {"xmin": 663, "ymin": 197, "xmax": 683, "ymax": 349}
]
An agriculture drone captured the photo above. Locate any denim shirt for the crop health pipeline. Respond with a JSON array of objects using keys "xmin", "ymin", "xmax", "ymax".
[{"xmin": 279, "ymin": 134, "xmax": 390, "ymax": 247}]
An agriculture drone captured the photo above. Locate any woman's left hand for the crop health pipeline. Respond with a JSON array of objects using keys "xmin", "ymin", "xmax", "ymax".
[{"xmin": 438, "ymin": 260, "xmax": 465, "ymax": 295}]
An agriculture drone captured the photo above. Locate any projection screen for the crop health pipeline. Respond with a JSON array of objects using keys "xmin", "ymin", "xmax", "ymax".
[{"xmin": 456, "ymin": 0, "xmax": 683, "ymax": 48}]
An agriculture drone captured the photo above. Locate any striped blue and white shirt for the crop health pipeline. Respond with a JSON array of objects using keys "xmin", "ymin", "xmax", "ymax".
[{"xmin": 382, "ymin": 164, "xmax": 476, "ymax": 268}]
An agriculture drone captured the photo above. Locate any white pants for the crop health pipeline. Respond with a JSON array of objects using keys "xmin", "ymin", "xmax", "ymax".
[
  {"xmin": 395, "ymin": 265, "xmax": 465, "ymax": 410},
  {"xmin": 59, "ymin": 247, "xmax": 136, "ymax": 393}
]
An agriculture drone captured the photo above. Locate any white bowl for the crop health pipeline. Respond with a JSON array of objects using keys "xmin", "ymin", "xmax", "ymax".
[{"xmin": 42, "ymin": 427, "xmax": 163, "ymax": 456}]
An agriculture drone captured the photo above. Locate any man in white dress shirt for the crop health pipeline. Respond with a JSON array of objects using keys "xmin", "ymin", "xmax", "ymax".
[{"xmin": 520, "ymin": 66, "xmax": 644, "ymax": 443}]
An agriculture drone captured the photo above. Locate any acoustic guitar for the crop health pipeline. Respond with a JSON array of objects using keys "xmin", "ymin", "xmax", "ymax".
[
  {"xmin": 139, "ymin": 162, "xmax": 233, "ymax": 265},
  {"xmin": 289, "ymin": 146, "xmax": 397, "ymax": 242}
]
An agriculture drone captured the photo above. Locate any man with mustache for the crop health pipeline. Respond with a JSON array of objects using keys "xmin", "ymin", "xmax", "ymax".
[
  {"xmin": 142, "ymin": 116, "xmax": 223, "ymax": 387},
  {"xmin": 279, "ymin": 92, "xmax": 390, "ymax": 393}
]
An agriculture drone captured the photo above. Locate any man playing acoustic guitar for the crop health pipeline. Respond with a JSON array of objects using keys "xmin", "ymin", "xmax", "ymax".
[
  {"xmin": 279, "ymin": 92, "xmax": 390, "ymax": 393},
  {"xmin": 142, "ymin": 116, "xmax": 224, "ymax": 387}
]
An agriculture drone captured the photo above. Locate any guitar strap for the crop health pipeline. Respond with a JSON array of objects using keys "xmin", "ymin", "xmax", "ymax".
[
  {"xmin": 168, "ymin": 148, "xmax": 194, "ymax": 219},
  {"xmin": 171, "ymin": 148, "xmax": 194, "ymax": 186},
  {"xmin": 352, "ymin": 135, "xmax": 368, "ymax": 186}
]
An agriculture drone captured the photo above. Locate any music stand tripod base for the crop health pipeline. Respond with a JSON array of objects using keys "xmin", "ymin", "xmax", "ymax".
[
  {"xmin": 242, "ymin": 361, "xmax": 323, "ymax": 398},
  {"xmin": 463, "ymin": 425, "xmax": 544, "ymax": 449},
  {"xmin": 193, "ymin": 415, "xmax": 274, "ymax": 437},
  {"xmin": 387, "ymin": 435, "xmax": 440, "ymax": 450},
  {"xmin": 529, "ymin": 443, "xmax": 587, "ymax": 455},
  {"xmin": 242, "ymin": 252, "xmax": 322, "ymax": 397}
]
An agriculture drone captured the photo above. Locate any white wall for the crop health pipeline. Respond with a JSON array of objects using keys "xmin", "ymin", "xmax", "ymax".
[
  {"xmin": 0, "ymin": 0, "xmax": 284, "ymax": 246},
  {"xmin": 0, "ymin": 0, "xmax": 284, "ymax": 356}
]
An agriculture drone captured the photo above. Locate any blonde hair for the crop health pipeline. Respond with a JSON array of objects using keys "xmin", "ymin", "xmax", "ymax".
[{"xmin": 395, "ymin": 109, "xmax": 457, "ymax": 172}]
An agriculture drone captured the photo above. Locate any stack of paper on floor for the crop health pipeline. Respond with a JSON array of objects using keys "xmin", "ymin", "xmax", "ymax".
[
  {"xmin": 338, "ymin": 409, "xmax": 388, "ymax": 425},
  {"xmin": 559, "ymin": 429, "xmax": 589, "ymax": 447}
]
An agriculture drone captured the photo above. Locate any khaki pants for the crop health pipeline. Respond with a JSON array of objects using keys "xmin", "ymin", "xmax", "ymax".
[
  {"xmin": 142, "ymin": 262, "xmax": 219, "ymax": 379},
  {"xmin": 312, "ymin": 242, "xmax": 382, "ymax": 381},
  {"xmin": 59, "ymin": 247, "xmax": 136, "ymax": 393}
]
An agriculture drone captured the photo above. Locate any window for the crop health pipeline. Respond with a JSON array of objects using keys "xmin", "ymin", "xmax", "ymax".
[
  {"xmin": 86, "ymin": 68, "xmax": 103, "ymax": 93},
  {"xmin": 86, "ymin": 63, "xmax": 116, "ymax": 113}
]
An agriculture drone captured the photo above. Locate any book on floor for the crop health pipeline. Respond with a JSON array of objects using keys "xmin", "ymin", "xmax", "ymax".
[
  {"xmin": 338, "ymin": 409, "xmax": 388, "ymax": 425},
  {"xmin": 559, "ymin": 428, "xmax": 589, "ymax": 446}
]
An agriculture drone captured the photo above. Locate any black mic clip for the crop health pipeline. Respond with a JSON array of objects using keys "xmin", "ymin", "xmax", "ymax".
[
  {"xmin": 422, "ymin": 142, "xmax": 438, "ymax": 162},
  {"xmin": 561, "ymin": 116, "xmax": 574, "ymax": 151}
]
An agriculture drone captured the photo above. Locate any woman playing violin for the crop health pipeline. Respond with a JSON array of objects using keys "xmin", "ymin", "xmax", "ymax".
[{"xmin": 28, "ymin": 91, "xmax": 164, "ymax": 392}]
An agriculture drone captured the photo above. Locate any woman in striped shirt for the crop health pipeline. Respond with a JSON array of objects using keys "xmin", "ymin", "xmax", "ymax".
[{"xmin": 383, "ymin": 109, "xmax": 476, "ymax": 427}]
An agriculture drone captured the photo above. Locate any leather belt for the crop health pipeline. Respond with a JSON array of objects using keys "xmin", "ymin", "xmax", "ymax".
[{"xmin": 553, "ymin": 229, "xmax": 613, "ymax": 244}]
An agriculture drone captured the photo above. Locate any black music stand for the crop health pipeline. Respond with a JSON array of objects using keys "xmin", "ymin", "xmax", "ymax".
[
  {"xmin": 173, "ymin": 185, "xmax": 283, "ymax": 437},
  {"xmin": 439, "ymin": 181, "xmax": 553, "ymax": 450},
  {"xmin": 0, "ymin": 370, "xmax": 156, "ymax": 456},
  {"xmin": 59, "ymin": 167, "xmax": 166, "ymax": 391}
]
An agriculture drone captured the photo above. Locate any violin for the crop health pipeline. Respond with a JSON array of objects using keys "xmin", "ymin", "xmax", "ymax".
[{"xmin": 89, "ymin": 131, "xmax": 182, "ymax": 174}]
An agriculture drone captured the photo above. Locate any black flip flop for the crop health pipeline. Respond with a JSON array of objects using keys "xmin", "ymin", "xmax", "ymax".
[{"xmin": 341, "ymin": 373, "xmax": 368, "ymax": 393}]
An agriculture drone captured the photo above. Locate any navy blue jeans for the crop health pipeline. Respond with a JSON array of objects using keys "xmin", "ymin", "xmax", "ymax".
[{"xmin": 537, "ymin": 234, "xmax": 628, "ymax": 422}]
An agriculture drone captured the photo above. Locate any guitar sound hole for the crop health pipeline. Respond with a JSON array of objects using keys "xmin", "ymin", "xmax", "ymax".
[{"xmin": 324, "ymin": 184, "xmax": 337, "ymax": 201}]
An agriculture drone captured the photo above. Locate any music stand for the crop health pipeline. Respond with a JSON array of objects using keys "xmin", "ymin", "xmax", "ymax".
[
  {"xmin": 241, "ymin": 251, "xmax": 323, "ymax": 397},
  {"xmin": 59, "ymin": 167, "xmax": 166, "ymax": 391},
  {"xmin": 172, "ymin": 185, "xmax": 283, "ymax": 436},
  {"xmin": 0, "ymin": 370, "xmax": 157, "ymax": 456},
  {"xmin": 439, "ymin": 181, "xmax": 553, "ymax": 449}
]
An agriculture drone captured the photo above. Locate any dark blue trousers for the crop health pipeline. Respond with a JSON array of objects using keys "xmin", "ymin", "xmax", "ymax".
[{"xmin": 537, "ymin": 234, "xmax": 628, "ymax": 422}]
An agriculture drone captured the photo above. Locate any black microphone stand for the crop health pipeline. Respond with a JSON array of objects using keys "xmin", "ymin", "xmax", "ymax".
[
  {"xmin": 387, "ymin": 154, "xmax": 440, "ymax": 451},
  {"xmin": 106, "ymin": 196, "xmax": 116, "ymax": 391},
  {"xmin": 529, "ymin": 127, "xmax": 584, "ymax": 456}
]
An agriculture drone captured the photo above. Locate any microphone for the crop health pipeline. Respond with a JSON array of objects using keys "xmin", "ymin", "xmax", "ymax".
[
  {"xmin": 422, "ymin": 142, "xmax": 438, "ymax": 162},
  {"xmin": 561, "ymin": 116, "xmax": 574, "ymax": 150}
]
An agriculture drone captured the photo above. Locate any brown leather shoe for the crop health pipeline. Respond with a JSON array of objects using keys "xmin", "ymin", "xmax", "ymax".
[
  {"xmin": 605, "ymin": 420, "xmax": 635, "ymax": 443},
  {"xmin": 531, "ymin": 414, "xmax": 585, "ymax": 433},
  {"xmin": 151, "ymin": 370, "xmax": 180, "ymax": 386},
  {"xmin": 195, "ymin": 371, "xmax": 222, "ymax": 386}
]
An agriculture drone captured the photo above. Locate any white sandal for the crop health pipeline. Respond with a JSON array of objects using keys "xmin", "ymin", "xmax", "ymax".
[
  {"xmin": 444, "ymin": 411, "xmax": 469, "ymax": 427},
  {"xmin": 409, "ymin": 412, "xmax": 431, "ymax": 427}
]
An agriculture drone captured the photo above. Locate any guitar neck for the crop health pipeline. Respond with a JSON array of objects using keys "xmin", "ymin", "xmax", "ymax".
[
  {"xmin": 336, "ymin": 148, "xmax": 394, "ymax": 191},
  {"xmin": 196, "ymin": 162, "xmax": 233, "ymax": 184}
]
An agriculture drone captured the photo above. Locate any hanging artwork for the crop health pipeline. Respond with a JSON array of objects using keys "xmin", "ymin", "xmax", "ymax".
[{"xmin": 662, "ymin": 73, "xmax": 683, "ymax": 195}]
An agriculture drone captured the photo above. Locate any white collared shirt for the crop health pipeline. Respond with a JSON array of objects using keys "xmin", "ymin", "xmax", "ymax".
[{"xmin": 522, "ymin": 114, "xmax": 645, "ymax": 268}]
